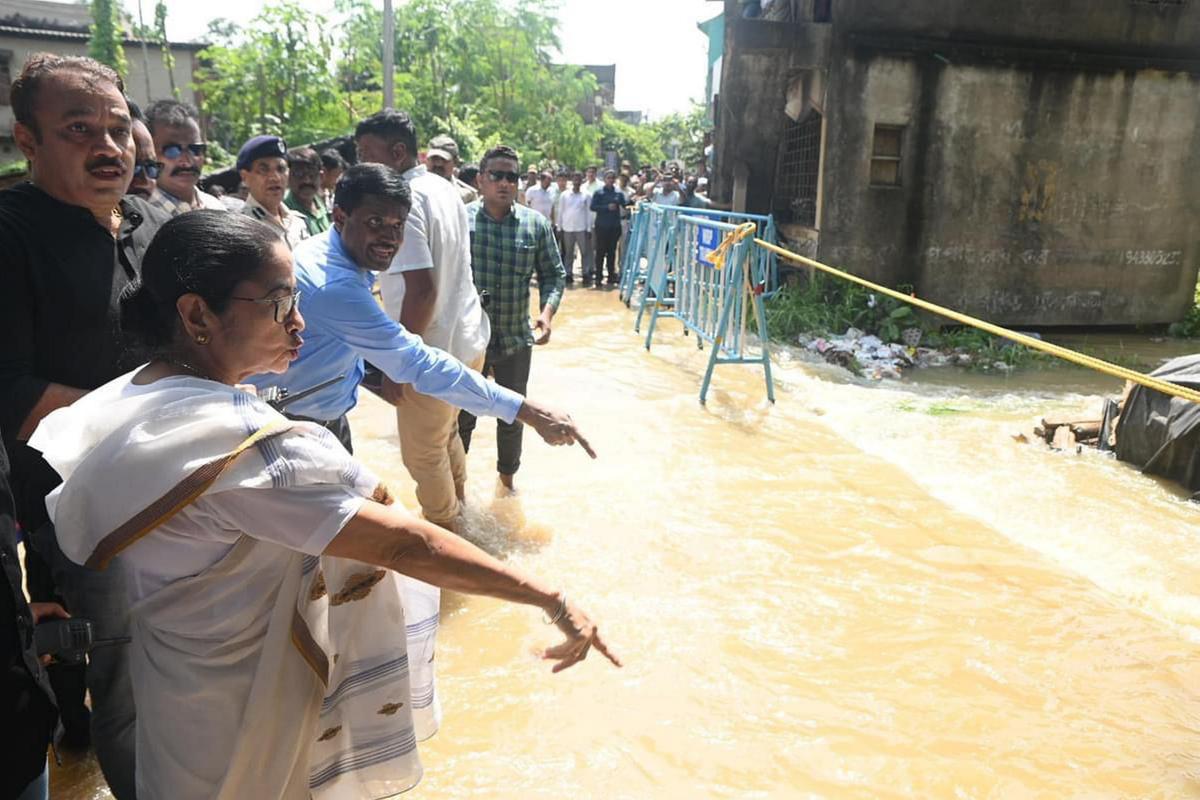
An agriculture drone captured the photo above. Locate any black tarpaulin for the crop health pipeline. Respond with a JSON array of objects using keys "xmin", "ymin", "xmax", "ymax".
[{"xmin": 1115, "ymin": 353, "xmax": 1200, "ymax": 497}]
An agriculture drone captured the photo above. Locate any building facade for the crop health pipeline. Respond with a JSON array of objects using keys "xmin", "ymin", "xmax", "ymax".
[
  {"xmin": 0, "ymin": 0, "xmax": 206, "ymax": 162},
  {"xmin": 714, "ymin": 0, "xmax": 1200, "ymax": 326}
]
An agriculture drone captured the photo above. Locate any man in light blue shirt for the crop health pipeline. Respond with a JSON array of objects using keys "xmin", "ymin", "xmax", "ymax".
[{"xmin": 250, "ymin": 163, "xmax": 592, "ymax": 459}]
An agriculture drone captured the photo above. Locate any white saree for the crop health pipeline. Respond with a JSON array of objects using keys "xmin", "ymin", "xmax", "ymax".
[{"xmin": 30, "ymin": 371, "xmax": 438, "ymax": 799}]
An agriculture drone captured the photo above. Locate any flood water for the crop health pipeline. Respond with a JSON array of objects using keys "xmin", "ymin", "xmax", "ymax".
[{"xmin": 56, "ymin": 289, "xmax": 1200, "ymax": 798}]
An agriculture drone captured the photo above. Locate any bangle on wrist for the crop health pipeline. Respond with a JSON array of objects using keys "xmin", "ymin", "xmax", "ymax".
[{"xmin": 543, "ymin": 593, "xmax": 567, "ymax": 625}]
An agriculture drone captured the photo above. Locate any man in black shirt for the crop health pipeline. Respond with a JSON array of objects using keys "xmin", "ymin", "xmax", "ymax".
[
  {"xmin": 0, "ymin": 431, "xmax": 64, "ymax": 800},
  {"xmin": 0, "ymin": 52, "xmax": 165, "ymax": 799},
  {"xmin": 589, "ymin": 169, "xmax": 631, "ymax": 287}
]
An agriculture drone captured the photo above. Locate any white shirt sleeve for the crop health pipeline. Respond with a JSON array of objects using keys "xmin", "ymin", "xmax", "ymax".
[
  {"xmin": 198, "ymin": 485, "xmax": 367, "ymax": 555},
  {"xmin": 389, "ymin": 197, "xmax": 434, "ymax": 274}
]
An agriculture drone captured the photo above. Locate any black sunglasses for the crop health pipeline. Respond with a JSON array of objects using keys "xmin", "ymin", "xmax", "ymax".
[
  {"xmin": 486, "ymin": 170, "xmax": 520, "ymax": 184},
  {"xmin": 133, "ymin": 160, "xmax": 164, "ymax": 179},
  {"xmin": 229, "ymin": 289, "xmax": 302, "ymax": 324},
  {"xmin": 161, "ymin": 143, "xmax": 207, "ymax": 160}
]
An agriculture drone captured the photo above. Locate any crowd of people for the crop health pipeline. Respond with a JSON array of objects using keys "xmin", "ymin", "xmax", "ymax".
[
  {"xmin": 0, "ymin": 53, "xmax": 625, "ymax": 800},
  {"xmin": 457, "ymin": 159, "xmax": 724, "ymax": 288}
]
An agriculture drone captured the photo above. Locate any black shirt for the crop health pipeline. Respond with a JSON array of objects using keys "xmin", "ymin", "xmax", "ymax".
[
  {"xmin": 0, "ymin": 183, "xmax": 165, "ymax": 532},
  {"xmin": 588, "ymin": 186, "xmax": 630, "ymax": 229},
  {"xmin": 0, "ymin": 432, "xmax": 58, "ymax": 794}
]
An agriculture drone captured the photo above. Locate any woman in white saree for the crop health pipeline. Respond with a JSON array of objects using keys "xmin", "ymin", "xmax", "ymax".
[{"xmin": 30, "ymin": 211, "xmax": 619, "ymax": 800}]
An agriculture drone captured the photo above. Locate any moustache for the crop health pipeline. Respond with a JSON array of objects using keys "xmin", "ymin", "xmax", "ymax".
[
  {"xmin": 86, "ymin": 156, "xmax": 126, "ymax": 172},
  {"xmin": 300, "ymin": 182, "xmax": 317, "ymax": 191},
  {"xmin": 171, "ymin": 167, "xmax": 200, "ymax": 176}
]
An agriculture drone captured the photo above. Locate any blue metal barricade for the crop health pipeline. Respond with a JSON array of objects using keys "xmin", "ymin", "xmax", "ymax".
[
  {"xmin": 641, "ymin": 213, "xmax": 775, "ymax": 404},
  {"xmin": 620, "ymin": 203, "xmax": 781, "ymax": 312}
]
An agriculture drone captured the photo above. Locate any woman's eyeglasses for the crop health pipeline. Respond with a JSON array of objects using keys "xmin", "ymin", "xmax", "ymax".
[
  {"xmin": 133, "ymin": 160, "xmax": 164, "ymax": 179},
  {"xmin": 161, "ymin": 143, "xmax": 208, "ymax": 160},
  {"xmin": 486, "ymin": 170, "xmax": 520, "ymax": 184},
  {"xmin": 230, "ymin": 290, "xmax": 301, "ymax": 324}
]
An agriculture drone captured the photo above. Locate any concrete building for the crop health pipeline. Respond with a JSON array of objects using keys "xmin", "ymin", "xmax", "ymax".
[
  {"xmin": 713, "ymin": 0, "xmax": 1200, "ymax": 326},
  {"xmin": 0, "ymin": 0, "xmax": 206, "ymax": 161}
]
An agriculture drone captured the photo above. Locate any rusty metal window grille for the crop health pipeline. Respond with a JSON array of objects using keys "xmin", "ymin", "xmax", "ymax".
[
  {"xmin": 776, "ymin": 110, "xmax": 822, "ymax": 226},
  {"xmin": 870, "ymin": 124, "xmax": 903, "ymax": 187}
]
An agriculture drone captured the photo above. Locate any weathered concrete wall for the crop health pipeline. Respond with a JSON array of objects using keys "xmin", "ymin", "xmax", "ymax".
[
  {"xmin": 819, "ymin": 50, "xmax": 1200, "ymax": 325},
  {"xmin": 713, "ymin": 0, "xmax": 830, "ymax": 210},
  {"xmin": 837, "ymin": 0, "xmax": 1200, "ymax": 57}
]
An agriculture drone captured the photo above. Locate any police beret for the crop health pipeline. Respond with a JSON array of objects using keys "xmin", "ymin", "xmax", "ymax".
[{"xmin": 237, "ymin": 135, "xmax": 288, "ymax": 172}]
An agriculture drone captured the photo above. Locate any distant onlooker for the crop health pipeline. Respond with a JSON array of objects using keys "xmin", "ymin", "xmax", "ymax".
[
  {"xmin": 426, "ymin": 134, "xmax": 479, "ymax": 204},
  {"xmin": 524, "ymin": 170, "xmax": 556, "ymax": 220},
  {"xmin": 144, "ymin": 99, "xmax": 226, "ymax": 216},
  {"xmin": 555, "ymin": 172, "xmax": 591, "ymax": 285},
  {"xmin": 285, "ymin": 147, "xmax": 331, "ymax": 235},
  {"xmin": 319, "ymin": 147, "xmax": 347, "ymax": 206}
]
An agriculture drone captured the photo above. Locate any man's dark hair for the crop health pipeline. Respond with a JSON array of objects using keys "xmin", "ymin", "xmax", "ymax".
[
  {"xmin": 144, "ymin": 98, "xmax": 200, "ymax": 134},
  {"xmin": 120, "ymin": 211, "xmax": 284, "ymax": 349},
  {"xmin": 479, "ymin": 145, "xmax": 520, "ymax": 172},
  {"xmin": 286, "ymin": 147, "xmax": 321, "ymax": 169},
  {"xmin": 334, "ymin": 163, "xmax": 412, "ymax": 215},
  {"xmin": 458, "ymin": 165, "xmax": 479, "ymax": 185},
  {"xmin": 11, "ymin": 53, "xmax": 123, "ymax": 139},
  {"xmin": 354, "ymin": 109, "xmax": 418, "ymax": 156},
  {"xmin": 320, "ymin": 148, "xmax": 347, "ymax": 172},
  {"xmin": 126, "ymin": 96, "xmax": 145, "ymax": 123}
]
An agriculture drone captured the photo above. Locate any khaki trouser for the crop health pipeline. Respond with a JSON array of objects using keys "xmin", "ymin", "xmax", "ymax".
[{"xmin": 395, "ymin": 354, "xmax": 485, "ymax": 529}]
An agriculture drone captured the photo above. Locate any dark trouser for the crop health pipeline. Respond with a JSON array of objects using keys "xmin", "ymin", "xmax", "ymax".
[
  {"xmin": 286, "ymin": 413, "xmax": 353, "ymax": 454},
  {"xmin": 30, "ymin": 523, "xmax": 137, "ymax": 800},
  {"xmin": 594, "ymin": 226, "xmax": 621, "ymax": 284},
  {"xmin": 458, "ymin": 345, "xmax": 532, "ymax": 476},
  {"xmin": 554, "ymin": 227, "xmax": 568, "ymax": 281}
]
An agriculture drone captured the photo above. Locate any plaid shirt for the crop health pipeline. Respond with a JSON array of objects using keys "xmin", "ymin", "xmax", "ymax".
[
  {"xmin": 466, "ymin": 201, "xmax": 565, "ymax": 357},
  {"xmin": 146, "ymin": 186, "xmax": 225, "ymax": 217}
]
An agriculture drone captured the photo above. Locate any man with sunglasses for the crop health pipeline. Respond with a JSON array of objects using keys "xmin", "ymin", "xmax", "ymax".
[
  {"xmin": 127, "ymin": 108, "xmax": 159, "ymax": 199},
  {"xmin": 144, "ymin": 99, "xmax": 226, "ymax": 217},
  {"xmin": 461, "ymin": 146, "xmax": 567, "ymax": 493},
  {"xmin": 0, "ymin": 54, "xmax": 166, "ymax": 799}
]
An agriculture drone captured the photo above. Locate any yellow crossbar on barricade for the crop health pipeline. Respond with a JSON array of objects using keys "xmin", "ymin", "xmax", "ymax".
[{"xmin": 755, "ymin": 238, "xmax": 1200, "ymax": 405}]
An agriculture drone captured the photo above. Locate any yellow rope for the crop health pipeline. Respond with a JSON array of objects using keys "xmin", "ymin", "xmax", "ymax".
[
  {"xmin": 710, "ymin": 222, "xmax": 758, "ymax": 271},
  {"xmin": 754, "ymin": 238, "xmax": 1200, "ymax": 405}
]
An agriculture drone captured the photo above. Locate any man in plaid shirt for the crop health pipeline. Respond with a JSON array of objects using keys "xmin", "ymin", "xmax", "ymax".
[{"xmin": 462, "ymin": 145, "xmax": 566, "ymax": 492}]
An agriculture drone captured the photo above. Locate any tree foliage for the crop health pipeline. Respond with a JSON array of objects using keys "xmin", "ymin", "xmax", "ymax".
[
  {"xmin": 194, "ymin": 0, "xmax": 705, "ymax": 172},
  {"xmin": 88, "ymin": 0, "xmax": 127, "ymax": 77},
  {"xmin": 154, "ymin": 1, "xmax": 179, "ymax": 99}
]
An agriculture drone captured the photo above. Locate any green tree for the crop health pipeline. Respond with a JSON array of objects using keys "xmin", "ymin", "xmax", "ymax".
[
  {"xmin": 600, "ymin": 116, "xmax": 665, "ymax": 170},
  {"xmin": 195, "ymin": 2, "xmax": 346, "ymax": 150},
  {"xmin": 88, "ymin": 0, "xmax": 127, "ymax": 77},
  {"xmin": 648, "ymin": 103, "xmax": 710, "ymax": 169},
  {"xmin": 155, "ymin": 1, "xmax": 179, "ymax": 99}
]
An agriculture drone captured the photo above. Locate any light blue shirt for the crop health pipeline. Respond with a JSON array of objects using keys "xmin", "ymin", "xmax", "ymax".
[{"xmin": 249, "ymin": 228, "xmax": 524, "ymax": 423}]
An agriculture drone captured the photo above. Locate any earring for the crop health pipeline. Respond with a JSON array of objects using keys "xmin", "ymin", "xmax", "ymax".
[{"xmin": 195, "ymin": 333, "xmax": 210, "ymax": 345}]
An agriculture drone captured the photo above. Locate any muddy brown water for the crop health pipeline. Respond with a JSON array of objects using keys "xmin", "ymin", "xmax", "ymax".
[{"xmin": 53, "ymin": 291, "xmax": 1200, "ymax": 798}]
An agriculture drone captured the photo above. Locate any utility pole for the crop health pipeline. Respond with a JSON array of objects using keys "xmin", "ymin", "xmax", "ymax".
[{"xmin": 382, "ymin": 0, "xmax": 394, "ymax": 109}]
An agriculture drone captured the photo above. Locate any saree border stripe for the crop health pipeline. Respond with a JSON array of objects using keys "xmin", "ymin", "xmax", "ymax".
[
  {"xmin": 308, "ymin": 728, "xmax": 419, "ymax": 789},
  {"xmin": 321, "ymin": 654, "xmax": 409, "ymax": 714},
  {"xmin": 84, "ymin": 423, "xmax": 293, "ymax": 570},
  {"xmin": 291, "ymin": 609, "xmax": 331, "ymax": 686}
]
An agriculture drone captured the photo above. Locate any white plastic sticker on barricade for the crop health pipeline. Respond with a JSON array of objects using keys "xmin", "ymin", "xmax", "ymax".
[{"xmin": 696, "ymin": 224, "xmax": 720, "ymax": 267}]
